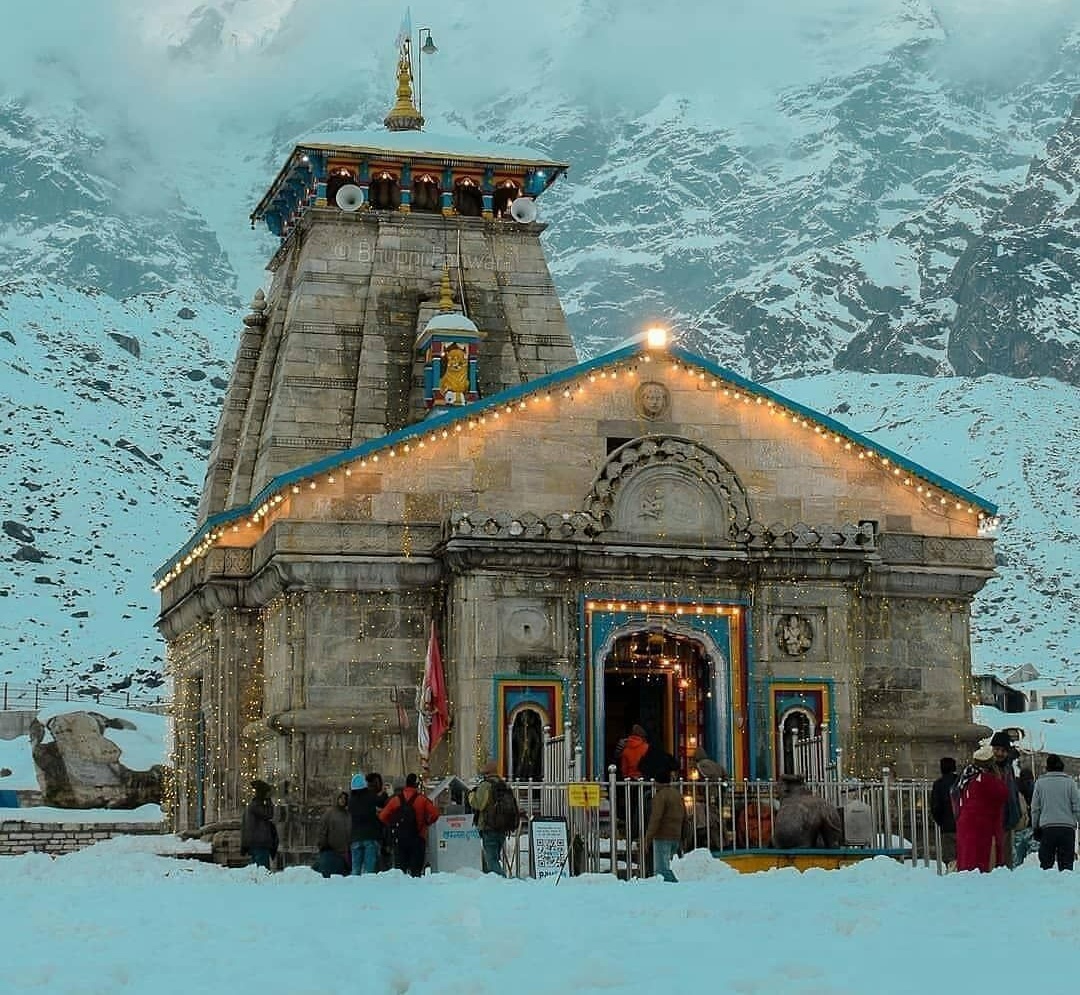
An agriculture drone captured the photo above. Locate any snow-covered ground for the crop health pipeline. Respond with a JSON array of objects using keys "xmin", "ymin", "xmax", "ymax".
[{"xmin": 1, "ymin": 836, "xmax": 1078, "ymax": 994}]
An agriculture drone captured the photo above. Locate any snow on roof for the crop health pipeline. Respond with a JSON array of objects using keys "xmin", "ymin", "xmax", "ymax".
[
  {"xmin": 423, "ymin": 312, "xmax": 480, "ymax": 334},
  {"xmin": 301, "ymin": 130, "xmax": 564, "ymax": 166}
]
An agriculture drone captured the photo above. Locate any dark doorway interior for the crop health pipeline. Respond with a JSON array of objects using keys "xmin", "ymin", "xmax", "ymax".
[
  {"xmin": 604, "ymin": 629, "xmax": 713, "ymax": 778},
  {"xmin": 604, "ymin": 671, "xmax": 667, "ymax": 772}
]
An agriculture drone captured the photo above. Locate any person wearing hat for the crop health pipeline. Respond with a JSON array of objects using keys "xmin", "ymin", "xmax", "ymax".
[
  {"xmin": 989, "ymin": 730, "xmax": 1025, "ymax": 867},
  {"xmin": 954, "ymin": 745, "xmax": 1009, "ymax": 872},
  {"xmin": 1030, "ymin": 754, "xmax": 1080, "ymax": 871},
  {"xmin": 240, "ymin": 779, "xmax": 278, "ymax": 870}
]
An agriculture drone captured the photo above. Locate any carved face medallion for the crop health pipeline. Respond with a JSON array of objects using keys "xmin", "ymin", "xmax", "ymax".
[{"xmin": 635, "ymin": 381, "xmax": 670, "ymax": 420}]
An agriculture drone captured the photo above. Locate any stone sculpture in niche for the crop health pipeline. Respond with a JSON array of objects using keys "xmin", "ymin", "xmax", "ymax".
[
  {"xmin": 635, "ymin": 381, "xmax": 670, "ymax": 420},
  {"xmin": 777, "ymin": 614, "xmax": 813, "ymax": 656},
  {"xmin": 439, "ymin": 343, "xmax": 470, "ymax": 404}
]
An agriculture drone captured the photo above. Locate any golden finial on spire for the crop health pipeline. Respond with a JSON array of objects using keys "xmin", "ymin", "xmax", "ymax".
[
  {"xmin": 384, "ymin": 41, "xmax": 424, "ymax": 132},
  {"xmin": 438, "ymin": 267, "xmax": 455, "ymax": 312}
]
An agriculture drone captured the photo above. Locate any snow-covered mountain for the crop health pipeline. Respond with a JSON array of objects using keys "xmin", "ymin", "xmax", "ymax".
[{"xmin": 1, "ymin": 0, "xmax": 1078, "ymax": 696}]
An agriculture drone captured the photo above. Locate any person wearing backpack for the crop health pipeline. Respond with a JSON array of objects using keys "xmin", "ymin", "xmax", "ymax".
[
  {"xmin": 378, "ymin": 773, "xmax": 439, "ymax": 877},
  {"xmin": 468, "ymin": 761, "xmax": 519, "ymax": 876}
]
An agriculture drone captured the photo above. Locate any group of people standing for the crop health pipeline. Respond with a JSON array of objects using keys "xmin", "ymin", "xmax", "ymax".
[
  {"xmin": 931, "ymin": 731, "xmax": 1080, "ymax": 873},
  {"xmin": 239, "ymin": 763, "xmax": 519, "ymax": 878}
]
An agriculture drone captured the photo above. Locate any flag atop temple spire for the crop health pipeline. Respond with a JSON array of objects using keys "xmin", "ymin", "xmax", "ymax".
[
  {"xmin": 385, "ymin": 9, "xmax": 423, "ymax": 131},
  {"xmin": 395, "ymin": 7, "xmax": 413, "ymax": 52}
]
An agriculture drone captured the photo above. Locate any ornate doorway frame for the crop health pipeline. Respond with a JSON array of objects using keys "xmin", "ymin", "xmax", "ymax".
[{"xmin": 581, "ymin": 597, "xmax": 751, "ymax": 779}]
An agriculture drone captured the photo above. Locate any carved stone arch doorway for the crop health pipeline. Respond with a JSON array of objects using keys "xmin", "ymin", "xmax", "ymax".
[
  {"xmin": 584, "ymin": 603, "xmax": 750, "ymax": 780},
  {"xmin": 584, "ymin": 436, "xmax": 752, "ymax": 545}
]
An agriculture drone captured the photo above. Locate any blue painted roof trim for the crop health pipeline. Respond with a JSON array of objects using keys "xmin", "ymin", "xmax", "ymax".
[{"xmin": 154, "ymin": 342, "xmax": 997, "ymax": 582}]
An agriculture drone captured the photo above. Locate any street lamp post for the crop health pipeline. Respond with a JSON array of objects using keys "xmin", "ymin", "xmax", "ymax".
[{"xmin": 415, "ymin": 27, "xmax": 438, "ymax": 126}]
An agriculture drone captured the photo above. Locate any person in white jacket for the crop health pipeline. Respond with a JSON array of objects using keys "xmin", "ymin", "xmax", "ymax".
[{"xmin": 1030, "ymin": 754, "xmax": 1080, "ymax": 871}]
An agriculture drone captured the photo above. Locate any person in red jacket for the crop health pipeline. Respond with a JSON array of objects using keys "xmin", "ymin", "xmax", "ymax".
[
  {"xmin": 378, "ymin": 774, "xmax": 439, "ymax": 877},
  {"xmin": 617, "ymin": 725, "xmax": 650, "ymax": 779},
  {"xmin": 955, "ymin": 745, "xmax": 1010, "ymax": 872}
]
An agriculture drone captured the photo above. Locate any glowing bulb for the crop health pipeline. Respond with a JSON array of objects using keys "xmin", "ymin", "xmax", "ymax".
[{"xmin": 645, "ymin": 326, "xmax": 668, "ymax": 349}]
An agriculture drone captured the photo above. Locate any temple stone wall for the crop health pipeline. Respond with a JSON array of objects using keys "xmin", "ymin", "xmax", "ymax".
[
  {"xmin": 255, "ymin": 590, "xmax": 434, "ymax": 806},
  {"xmin": 447, "ymin": 573, "xmax": 573, "ymax": 776},
  {"xmin": 270, "ymin": 369, "xmax": 983, "ymax": 541}
]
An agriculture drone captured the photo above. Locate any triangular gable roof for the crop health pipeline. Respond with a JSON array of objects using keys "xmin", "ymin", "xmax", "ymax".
[{"xmin": 154, "ymin": 342, "xmax": 998, "ymax": 588}]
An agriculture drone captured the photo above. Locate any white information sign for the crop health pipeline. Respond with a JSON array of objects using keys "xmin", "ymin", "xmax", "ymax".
[{"xmin": 529, "ymin": 817, "xmax": 569, "ymax": 882}]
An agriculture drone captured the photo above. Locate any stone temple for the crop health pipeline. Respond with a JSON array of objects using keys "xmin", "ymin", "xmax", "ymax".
[{"xmin": 155, "ymin": 40, "xmax": 998, "ymax": 859}]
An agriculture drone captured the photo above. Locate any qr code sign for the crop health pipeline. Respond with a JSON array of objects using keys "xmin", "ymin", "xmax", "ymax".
[{"xmin": 531, "ymin": 820, "xmax": 568, "ymax": 880}]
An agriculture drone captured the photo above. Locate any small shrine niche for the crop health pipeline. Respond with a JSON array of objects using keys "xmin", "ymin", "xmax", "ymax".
[{"xmin": 417, "ymin": 271, "xmax": 482, "ymax": 409}]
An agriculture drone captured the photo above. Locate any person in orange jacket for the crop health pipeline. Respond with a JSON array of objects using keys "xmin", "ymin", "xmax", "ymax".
[
  {"xmin": 378, "ymin": 773, "xmax": 439, "ymax": 877},
  {"xmin": 616, "ymin": 724, "xmax": 650, "ymax": 779}
]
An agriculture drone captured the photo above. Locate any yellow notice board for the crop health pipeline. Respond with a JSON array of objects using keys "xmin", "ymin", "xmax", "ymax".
[{"xmin": 567, "ymin": 783, "xmax": 601, "ymax": 808}]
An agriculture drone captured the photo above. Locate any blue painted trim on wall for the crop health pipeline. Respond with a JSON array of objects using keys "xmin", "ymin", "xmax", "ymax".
[
  {"xmin": 580, "ymin": 600, "xmax": 735, "ymax": 779},
  {"xmin": 157, "ymin": 340, "xmax": 997, "ymax": 580},
  {"xmin": 766, "ymin": 675, "xmax": 839, "ymax": 774}
]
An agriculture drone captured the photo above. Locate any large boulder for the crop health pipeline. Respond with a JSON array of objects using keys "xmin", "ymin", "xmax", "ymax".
[{"xmin": 30, "ymin": 710, "xmax": 164, "ymax": 808}]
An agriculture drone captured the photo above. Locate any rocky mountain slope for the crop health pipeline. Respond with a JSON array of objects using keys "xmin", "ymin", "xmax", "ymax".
[{"xmin": 0, "ymin": 0, "xmax": 1078, "ymax": 696}]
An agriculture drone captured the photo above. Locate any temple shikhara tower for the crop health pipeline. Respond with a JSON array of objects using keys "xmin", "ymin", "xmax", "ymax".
[{"xmin": 156, "ymin": 31, "xmax": 999, "ymax": 860}]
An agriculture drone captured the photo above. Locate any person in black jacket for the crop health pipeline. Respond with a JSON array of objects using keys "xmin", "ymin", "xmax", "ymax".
[
  {"xmin": 349, "ymin": 772, "xmax": 388, "ymax": 876},
  {"xmin": 240, "ymin": 779, "xmax": 278, "ymax": 870},
  {"xmin": 930, "ymin": 757, "xmax": 958, "ymax": 866},
  {"xmin": 315, "ymin": 791, "xmax": 352, "ymax": 877}
]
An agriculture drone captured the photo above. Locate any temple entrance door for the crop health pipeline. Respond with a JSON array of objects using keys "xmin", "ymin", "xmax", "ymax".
[{"xmin": 603, "ymin": 630, "xmax": 713, "ymax": 779}]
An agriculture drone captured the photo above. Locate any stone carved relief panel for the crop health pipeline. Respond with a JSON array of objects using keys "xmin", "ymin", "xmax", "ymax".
[
  {"xmin": 775, "ymin": 614, "xmax": 814, "ymax": 656},
  {"xmin": 616, "ymin": 466, "xmax": 725, "ymax": 541},
  {"xmin": 585, "ymin": 436, "xmax": 751, "ymax": 543}
]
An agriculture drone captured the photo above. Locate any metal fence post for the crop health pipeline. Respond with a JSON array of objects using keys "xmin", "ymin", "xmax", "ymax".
[
  {"xmin": 881, "ymin": 767, "xmax": 892, "ymax": 848},
  {"xmin": 607, "ymin": 765, "xmax": 618, "ymax": 877}
]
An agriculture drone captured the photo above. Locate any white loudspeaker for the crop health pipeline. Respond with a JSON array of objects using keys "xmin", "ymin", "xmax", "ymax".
[
  {"xmin": 335, "ymin": 184, "xmax": 364, "ymax": 212},
  {"xmin": 509, "ymin": 196, "xmax": 538, "ymax": 223}
]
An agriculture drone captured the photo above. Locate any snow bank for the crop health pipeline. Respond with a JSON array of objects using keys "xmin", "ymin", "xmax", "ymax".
[{"xmin": 1, "ymin": 836, "xmax": 1078, "ymax": 994}]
